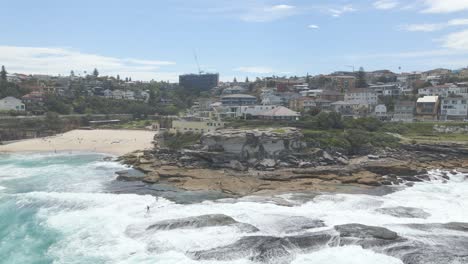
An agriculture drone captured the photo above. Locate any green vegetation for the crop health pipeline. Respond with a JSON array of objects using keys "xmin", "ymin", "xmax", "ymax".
[
  {"xmin": 161, "ymin": 131, "xmax": 201, "ymax": 150},
  {"xmin": 0, "ymin": 66, "xmax": 30, "ymax": 99}
]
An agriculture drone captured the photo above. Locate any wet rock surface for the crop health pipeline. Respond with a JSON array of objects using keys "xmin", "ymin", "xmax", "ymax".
[
  {"xmin": 273, "ymin": 216, "xmax": 325, "ymax": 234},
  {"xmin": 189, "ymin": 232, "xmax": 337, "ymax": 264},
  {"xmin": 146, "ymin": 214, "xmax": 259, "ymax": 233},
  {"xmin": 375, "ymin": 206, "xmax": 431, "ymax": 219}
]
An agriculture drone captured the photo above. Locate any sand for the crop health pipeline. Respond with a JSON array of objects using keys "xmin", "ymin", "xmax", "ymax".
[{"xmin": 0, "ymin": 129, "xmax": 156, "ymax": 156}]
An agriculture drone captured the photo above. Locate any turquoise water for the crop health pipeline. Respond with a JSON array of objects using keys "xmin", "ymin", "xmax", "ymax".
[
  {"xmin": 1, "ymin": 153, "xmax": 467, "ymax": 264},
  {"xmin": 0, "ymin": 153, "xmax": 127, "ymax": 264}
]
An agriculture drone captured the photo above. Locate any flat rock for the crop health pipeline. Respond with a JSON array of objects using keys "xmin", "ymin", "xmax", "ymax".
[
  {"xmin": 375, "ymin": 207, "xmax": 431, "ymax": 219},
  {"xmin": 189, "ymin": 232, "xmax": 336, "ymax": 263},
  {"xmin": 273, "ymin": 216, "xmax": 325, "ymax": 234},
  {"xmin": 146, "ymin": 214, "xmax": 259, "ymax": 233}
]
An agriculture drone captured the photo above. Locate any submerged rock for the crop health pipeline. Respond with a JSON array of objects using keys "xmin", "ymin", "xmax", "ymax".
[
  {"xmin": 375, "ymin": 207, "xmax": 431, "ymax": 219},
  {"xmin": 189, "ymin": 232, "xmax": 336, "ymax": 263},
  {"xmin": 384, "ymin": 236, "xmax": 468, "ymax": 264},
  {"xmin": 273, "ymin": 216, "xmax": 325, "ymax": 234},
  {"xmin": 146, "ymin": 214, "xmax": 259, "ymax": 233},
  {"xmin": 334, "ymin": 223, "xmax": 402, "ymax": 248}
]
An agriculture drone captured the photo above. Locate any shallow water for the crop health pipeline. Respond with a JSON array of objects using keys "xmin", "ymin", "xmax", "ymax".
[{"xmin": 0, "ymin": 153, "xmax": 466, "ymax": 264}]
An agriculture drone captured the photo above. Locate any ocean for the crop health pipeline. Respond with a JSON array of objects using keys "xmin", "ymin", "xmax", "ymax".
[{"xmin": 0, "ymin": 153, "xmax": 467, "ymax": 264}]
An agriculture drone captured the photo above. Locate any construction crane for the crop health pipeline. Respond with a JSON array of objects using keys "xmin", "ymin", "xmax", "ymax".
[{"xmin": 193, "ymin": 49, "xmax": 204, "ymax": 75}]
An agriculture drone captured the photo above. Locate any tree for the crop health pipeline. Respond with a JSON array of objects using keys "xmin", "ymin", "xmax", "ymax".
[
  {"xmin": 148, "ymin": 89, "xmax": 157, "ymax": 105},
  {"xmin": 44, "ymin": 112, "xmax": 64, "ymax": 131},
  {"xmin": 356, "ymin": 67, "xmax": 368, "ymax": 88},
  {"xmin": 1, "ymin": 65, "xmax": 7, "ymax": 81},
  {"xmin": 93, "ymin": 68, "xmax": 99, "ymax": 77}
]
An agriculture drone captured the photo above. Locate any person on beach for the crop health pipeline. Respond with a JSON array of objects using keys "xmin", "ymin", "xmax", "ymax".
[{"xmin": 146, "ymin": 205, "xmax": 150, "ymax": 214}]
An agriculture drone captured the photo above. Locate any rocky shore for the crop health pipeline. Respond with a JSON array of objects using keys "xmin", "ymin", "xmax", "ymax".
[
  {"xmin": 127, "ymin": 213, "xmax": 468, "ymax": 264},
  {"xmin": 116, "ymin": 128, "xmax": 468, "ymax": 196}
]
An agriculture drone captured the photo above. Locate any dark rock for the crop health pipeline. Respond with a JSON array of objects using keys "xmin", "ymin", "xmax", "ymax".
[
  {"xmin": 146, "ymin": 214, "xmax": 259, "ymax": 232},
  {"xmin": 227, "ymin": 160, "xmax": 247, "ymax": 171},
  {"xmin": 375, "ymin": 207, "xmax": 430, "ymax": 219},
  {"xmin": 115, "ymin": 169, "xmax": 145, "ymax": 181},
  {"xmin": 335, "ymin": 223, "xmax": 398, "ymax": 240},
  {"xmin": 385, "ymin": 236, "xmax": 468, "ymax": 264},
  {"xmin": 334, "ymin": 224, "xmax": 402, "ymax": 248},
  {"xmin": 189, "ymin": 232, "xmax": 336, "ymax": 263},
  {"xmin": 273, "ymin": 216, "xmax": 325, "ymax": 234}
]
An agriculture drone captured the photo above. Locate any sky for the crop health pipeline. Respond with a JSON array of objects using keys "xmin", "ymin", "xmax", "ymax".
[{"xmin": 1, "ymin": 0, "xmax": 468, "ymax": 82}]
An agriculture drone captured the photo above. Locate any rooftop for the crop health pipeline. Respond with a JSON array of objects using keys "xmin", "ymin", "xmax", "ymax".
[
  {"xmin": 221, "ymin": 94, "xmax": 256, "ymax": 99},
  {"xmin": 417, "ymin": 96, "xmax": 439, "ymax": 103},
  {"xmin": 260, "ymin": 106, "xmax": 300, "ymax": 117}
]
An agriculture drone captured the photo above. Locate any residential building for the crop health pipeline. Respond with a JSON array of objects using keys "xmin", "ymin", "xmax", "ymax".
[
  {"xmin": 331, "ymin": 100, "xmax": 370, "ymax": 117},
  {"xmin": 222, "ymin": 86, "xmax": 247, "ymax": 95},
  {"xmin": 170, "ymin": 120, "xmax": 225, "ymax": 134},
  {"xmin": 440, "ymin": 97, "xmax": 468, "ymax": 121},
  {"xmin": 418, "ymin": 84, "xmax": 458, "ymax": 97},
  {"xmin": 0, "ymin": 97, "xmax": 25, "ymax": 111},
  {"xmin": 261, "ymin": 91, "xmax": 283, "ymax": 105},
  {"xmin": 373, "ymin": 104, "xmax": 388, "ymax": 120},
  {"xmin": 21, "ymin": 91, "xmax": 44, "ymax": 105},
  {"xmin": 345, "ymin": 88, "xmax": 378, "ymax": 105},
  {"xmin": 258, "ymin": 106, "xmax": 300, "ymax": 121},
  {"xmin": 369, "ymin": 83, "xmax": 400, "ymax": 96},
  {"xmin": 392, "ymin": 101, "xmax": 415, "ymax": 122},
  {"xmin": 290, "ymin": 98, "xmax": 332, "ymax": 112},
  {"xmin": 317, "ymin": 90, "xmax": 344, "ymax": 102},
  {"xmin": 330, "ymin": 76, "xmax": 356, "ymax": 92},
  {"xmin": 221, "ymin": 94, "xmax": 257, "ymax": 106},
  {"xmin": 179, "ymin": 73, "xmax": 219, "ymax": 92},
  {"xmin": 299, "ymin": 89, "xmax": 323, "ymax": 97},
  {"xmin": 416, "ymin": 96, "xmax": 440, "ymax": 121}
]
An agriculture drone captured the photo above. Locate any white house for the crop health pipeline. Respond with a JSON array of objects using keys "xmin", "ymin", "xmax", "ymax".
[
  {"xmin": 374, "ymin": 104, "xmax": 388, "ymax": 120},
  {"xmin": 0, "ymin": 97, "xmax": 25, "ymax": 111},
  {"xmin": 103, "ymin": 89, "xmax": 113, "ymax": 98},
  {"xmin": 440, "ymin": 97, "xmax": 468, "ymax": 121},
  {"xmin": 170, "ymin": 120, "xmax": 225, "ymax": 134},
  {"xmin": 258, "ymin": 106, "xmax": 300, "ymax": 121},
  {"xmin": 344, "ymin": 88, "xmax": 378, "ymax": 105},
  {"xmin": 418, "ymin": 84, "xmax": 458, "ymax": 97}
]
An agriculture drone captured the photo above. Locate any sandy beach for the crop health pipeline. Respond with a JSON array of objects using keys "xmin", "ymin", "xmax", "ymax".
[{"xmin": 0, "ymin": 129, "xmax": 156, "ymax": 156}]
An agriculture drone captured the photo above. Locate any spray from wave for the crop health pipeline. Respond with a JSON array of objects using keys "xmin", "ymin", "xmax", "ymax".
[{"xmin": 0, "ymin": 153, "xmax": 467, "ymax": 264}]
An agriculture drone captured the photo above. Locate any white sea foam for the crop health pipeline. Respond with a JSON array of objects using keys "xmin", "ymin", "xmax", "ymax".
[
  {"xmin": 292, "ymin": 246, "xmax": 404, "ymax": 264},
  {"xmin": 2, "ymin": 153, "xmax": 467, "ymax": 263}
]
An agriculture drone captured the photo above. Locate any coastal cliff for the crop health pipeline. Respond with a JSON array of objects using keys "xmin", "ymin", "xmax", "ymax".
[{"xmin": 118, "ymin": 128, "xmax": 468, "ymax": 196}]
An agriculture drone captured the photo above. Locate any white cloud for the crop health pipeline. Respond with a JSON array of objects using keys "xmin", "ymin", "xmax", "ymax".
[
  {"xmin": 402, "ymin": 23, "xmax": 445, "ymax": 32},
  {"xmin": 422, "ymin": 0, "xmax": 468, "ymax": 13},
  {"xmin": 0, "ymin": 46, "xmax": 178, "ymax": 81},
  {"xmin": 448, "ymin": 18, "xmax": 468, "ymax": 26},
  {"xmin": 308, "ymin": 24, "xmax": 319, "ymax": 29},
  {"xmin": 328, "ymin": 5, "xmax": 356, "ymax": 17},
  {"xmin": 234, "ymin": 66, "xmax": 275, "ymax": 74},
  {"xmin": 401, "ymin": 18, "xmax": 468, "ymax": 32},
  {"xmin": 373, "ymin": 0, "xmax": 399, "ymax": 10},
  {"xmin": 442, "ymin": 29, "xmax": 468, "ymax": 50},
  {"xmin": 241, "ymin": 4, "xmax": 296, "ymax": 22}
]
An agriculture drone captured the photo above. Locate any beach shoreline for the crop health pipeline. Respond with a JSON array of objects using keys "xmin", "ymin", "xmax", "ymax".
[{"xmin": 0, "ymin": 129, "xmax": 156, "ymax": 156}]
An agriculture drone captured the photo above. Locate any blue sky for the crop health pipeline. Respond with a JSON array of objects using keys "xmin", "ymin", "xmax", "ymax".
[{"xmin": 1, "ymin": 0, "xmax": 468, "ymax": 81}]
